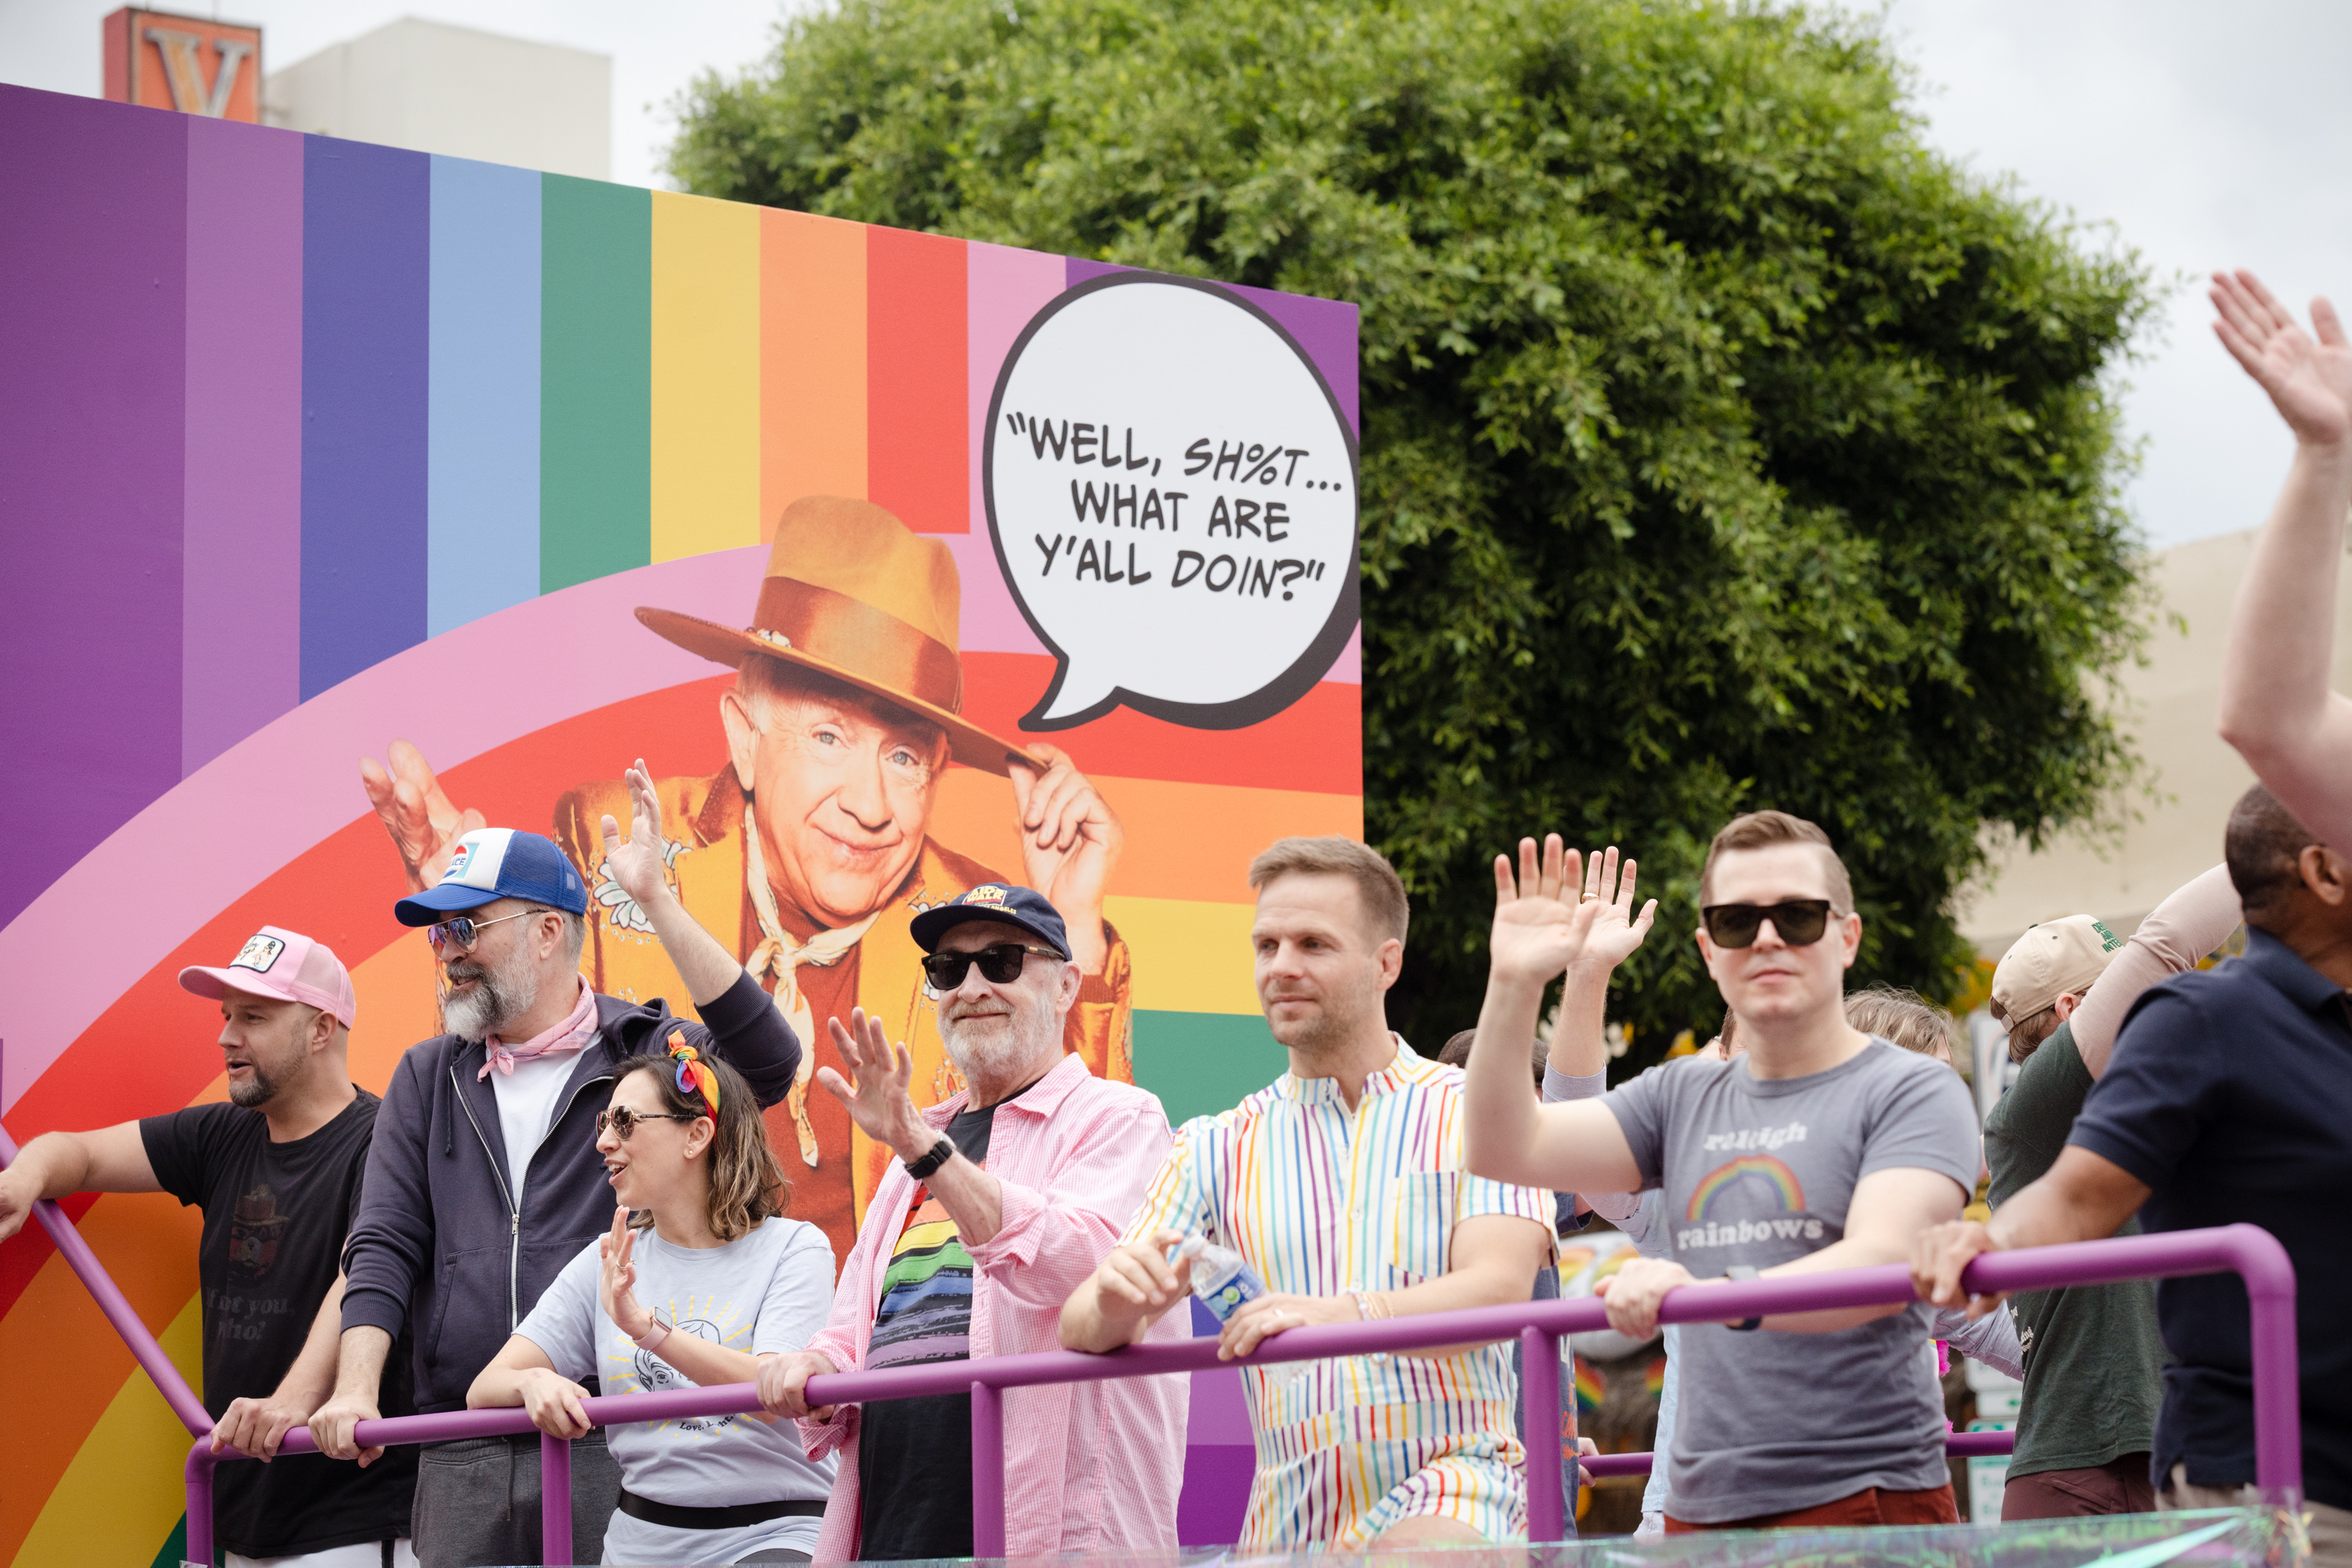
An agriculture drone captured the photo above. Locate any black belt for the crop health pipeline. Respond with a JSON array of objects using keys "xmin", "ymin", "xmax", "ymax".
[{"xmin": 617, "ymin": 1488, "xmax": 826, "ymax": 1531}]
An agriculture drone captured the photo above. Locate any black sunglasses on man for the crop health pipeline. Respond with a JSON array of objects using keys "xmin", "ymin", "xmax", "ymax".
[
  {"xmin": 920, "ymin": 942, "xmax": 1066, "ymax": 993},
  {"xmin": 1699, "ymin": 898, "xmax": 1838, "ymax": 949}
]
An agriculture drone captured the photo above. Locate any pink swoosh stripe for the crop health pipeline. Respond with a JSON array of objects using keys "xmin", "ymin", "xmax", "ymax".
[{"xmin": 0, "ymin": 550, "xmax": 760, "ymax": 1112}]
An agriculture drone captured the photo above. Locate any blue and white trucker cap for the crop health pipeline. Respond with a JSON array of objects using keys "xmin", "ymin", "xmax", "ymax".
[{"xmin": 392, "ymin": 827, "xmax": 590, "ymax": 927}]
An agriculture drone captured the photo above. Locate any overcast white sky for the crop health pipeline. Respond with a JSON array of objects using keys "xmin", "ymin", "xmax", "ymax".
[{"xmin": 3, "ymin": 0, "xmax": 2339, "ymax": 550}]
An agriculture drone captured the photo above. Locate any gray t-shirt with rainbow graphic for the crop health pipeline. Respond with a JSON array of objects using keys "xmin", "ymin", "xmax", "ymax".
[{"xmin": 1604, "ymin": 1040, "xmax": 1978, "ymax": 1523}]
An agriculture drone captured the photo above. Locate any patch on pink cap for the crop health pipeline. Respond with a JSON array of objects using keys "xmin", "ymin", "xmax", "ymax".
[{"xmin": 178, "ymin": 924, "xmax": 358, "ymax": 1028}]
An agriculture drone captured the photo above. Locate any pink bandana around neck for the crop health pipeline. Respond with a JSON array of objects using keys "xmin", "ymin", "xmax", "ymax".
[{"xmin": 480, "ymin": 977, "xmax": 598, "ymax": 1080}]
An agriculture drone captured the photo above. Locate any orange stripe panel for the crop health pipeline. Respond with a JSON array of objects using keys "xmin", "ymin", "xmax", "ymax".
[
  {"xmin": 760, "ymin": 209, "xmax": 868, "ymax": 537},
  {"xmin": 0, "ymin": 1192, "xmax": 200, "ymax": 1566},
  {"xmin": 929, "ymin": 774, "xmax": 1361, "ymax": 907}
]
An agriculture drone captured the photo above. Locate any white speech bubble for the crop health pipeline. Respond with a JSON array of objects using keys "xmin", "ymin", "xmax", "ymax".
[{"xmin": 983, "ymin": 273, "xmax": 1359, "ymax": 731}]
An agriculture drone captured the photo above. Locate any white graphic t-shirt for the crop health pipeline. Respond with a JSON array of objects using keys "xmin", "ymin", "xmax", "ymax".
[
  {"xmin": 517, "ymin": 1216, "xmax": 837, "ymax": 1556},
  {"xmin": 1603, "ymin": 1040, "xmax": 1978, "ymax": 1524}
]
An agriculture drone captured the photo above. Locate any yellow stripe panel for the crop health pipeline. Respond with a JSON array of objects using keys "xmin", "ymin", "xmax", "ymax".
[
  {"xmin": 1102, "ymin": 895, "xmax": 1259, "ymax": 1014},
  {"xmin": 9, "ymin": 1293, "xmax": 201, "ymax": 1568},
  {"xmin": 651, "ymin": 190, "xmax": 762, "ymax": 561},
  {"xmin": 347, "ymin": 924, "xmax": 444, "ymax": 1098}
]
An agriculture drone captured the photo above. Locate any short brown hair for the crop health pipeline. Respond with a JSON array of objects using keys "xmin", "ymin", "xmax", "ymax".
[
  {"xmin": 2006, "ymin": 1004, "xmax": 2066, "ymax": 1065},
  {"xmin": 1700, "ymin": 810, "xmax": 1854, "ymax": 912},
  {"xmin": 1248, "ymin": 836, "xmax": 1409, "ymax": 942},
  {"xmin": 1846, "ymin": 985, "xmax": 1955, "ymax": 1058},
  {"xmin": 611, "ymin": 1049, "xmax": 789, "ymax": 1242},
  {"xmin": 2227, "ymin": 784, "xmax": 2320, "ymax": 928},
  {"xmin": 1438, "ymin": 1026, "xmax": 1547, "ymax": 1088}
]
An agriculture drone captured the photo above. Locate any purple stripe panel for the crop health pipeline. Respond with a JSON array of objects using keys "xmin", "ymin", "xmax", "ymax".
[
  {"xmin": 0, "ymin": 86, "xmax": 188, "ymax": 931},
  {"xmin": 301, "ymin": 136, "xmax": 429, "ymax": 700},
  {"xmin": 183, "ymin": 115, "xmax": 303, "ymax": 774},
  {"xmin": 1065, "ymin": 259, "xmax": 1359, "ymax": 435}
]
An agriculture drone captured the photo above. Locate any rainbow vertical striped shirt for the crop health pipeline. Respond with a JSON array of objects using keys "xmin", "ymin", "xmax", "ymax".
[{"xmin": 1122, "ymin": 1037, "xmax": 1555, "ymax": 1548}]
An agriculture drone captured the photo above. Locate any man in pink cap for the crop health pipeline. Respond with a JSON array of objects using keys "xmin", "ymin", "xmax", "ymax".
[{"xmin": 0, "ymin": 926, "xmax": 420, "ymax": 1568}]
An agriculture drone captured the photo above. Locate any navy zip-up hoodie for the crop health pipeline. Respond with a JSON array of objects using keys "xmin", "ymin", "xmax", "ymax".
[{"xmin": 340, "ymin": 971, "xmax": 797, "ymax": 1413}]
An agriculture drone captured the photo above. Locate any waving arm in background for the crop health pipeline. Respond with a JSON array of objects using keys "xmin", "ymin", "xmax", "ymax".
[
  {"xmin": 2212, "ymin": 270, "xmax": 2352, "ymax": 850},
  {"xmin": 1537, "ymin": 848, "xmax": 1657, "ymax": 1224}
]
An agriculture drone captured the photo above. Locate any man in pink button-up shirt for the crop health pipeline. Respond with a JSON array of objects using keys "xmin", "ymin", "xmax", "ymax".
[{"xmin": 757, "ymin": 884, "xmax": 1187, "ymax": 1561}]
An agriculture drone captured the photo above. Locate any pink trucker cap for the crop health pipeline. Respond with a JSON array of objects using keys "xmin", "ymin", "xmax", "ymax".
[{"xmin": 178, "ymin": 926, "xmax": 358, "ymax": 1027}]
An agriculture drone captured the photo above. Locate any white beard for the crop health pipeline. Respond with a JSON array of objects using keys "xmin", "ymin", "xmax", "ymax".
[
  {"xmin": 940, "ymin": 1005, "xmax": 1058, "ymax": 1098},
  {"xmin": 441, "ymin": 946, "xmax": 539, "ymax": 1041}
]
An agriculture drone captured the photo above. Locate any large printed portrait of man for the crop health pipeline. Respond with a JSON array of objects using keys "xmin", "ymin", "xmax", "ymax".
[{"xmin": 360, "ymin": 496, "xmax": 1132, "ymax": 1257}]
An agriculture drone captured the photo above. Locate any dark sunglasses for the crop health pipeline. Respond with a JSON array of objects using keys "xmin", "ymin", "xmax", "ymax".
[
  {"xmin": 425, "ymin": 907, "xmax": 550, "ymax": 953},
  {"xmin": 919, "ymin": 942, "xmax": 1065, "ymax": 992},
  {"xmin": 595, "ymin": 1106, "xmax": 698, "ymax": 1140},
  {"xmin": 1700, "ymin": 899, "xmax": 1837, "ymax": 949}
]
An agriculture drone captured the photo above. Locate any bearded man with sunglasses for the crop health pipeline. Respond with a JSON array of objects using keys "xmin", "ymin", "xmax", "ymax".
[
  {"xmin": 755, "ymin": 882, "xmax": 1185, "ymax": 1562},
  {"xmin": 314, "ymin": 764, "xmax": 800, "ymax": 1568},
  {"xmin": 1465, "ymin": 811, "xmax": 1978, "ymax": 1532}
]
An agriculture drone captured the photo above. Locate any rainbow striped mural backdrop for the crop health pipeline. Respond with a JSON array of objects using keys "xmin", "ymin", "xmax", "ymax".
[{"xmin": 0, "ymin": 84, "xmax": 1359, "ymax": 1568}]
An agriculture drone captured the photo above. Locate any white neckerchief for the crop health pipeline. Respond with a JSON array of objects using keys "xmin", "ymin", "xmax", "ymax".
[{"xmin": 741, "ymin": 809, "xmax": 882, "ymax": 1058}]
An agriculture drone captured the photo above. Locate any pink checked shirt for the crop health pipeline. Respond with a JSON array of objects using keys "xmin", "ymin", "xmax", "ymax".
[{"xmin": 800, "ymin": 1052, "xmax": 1190, "ymax": 1562}]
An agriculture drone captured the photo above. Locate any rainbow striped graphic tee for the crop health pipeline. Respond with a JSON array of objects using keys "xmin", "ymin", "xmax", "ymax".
[
  {"xmin": 855, "ymin": 1085, "xmax": 1038, "ymax": 1559},
  {"xmin": 867, "ymin": 1196, "xmax": 976, "ymax": 1370}
]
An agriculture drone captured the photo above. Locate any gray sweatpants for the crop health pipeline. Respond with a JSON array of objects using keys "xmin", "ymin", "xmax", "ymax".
[{"xmin": 410, "ymin": 1430, "xmax": 619, "ymax": 1568}]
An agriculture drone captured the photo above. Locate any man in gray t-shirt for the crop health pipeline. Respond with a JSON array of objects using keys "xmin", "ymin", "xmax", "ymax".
[
  {"xmin": 1607, "ymin": 1041, "xmax": 1977, "ymax": 1522},
  {"xmin": 1462, "ymin": 812, "xmax": 1980, "ymax": 1532}
]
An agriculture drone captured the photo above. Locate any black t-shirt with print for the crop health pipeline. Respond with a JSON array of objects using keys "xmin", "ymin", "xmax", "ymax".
[
  {"xmin": 141, "ymin": 1093, "xmax": 417, "ymax": 1558},
  {"xmin": 858, "ymin": 1077, "xmax": 1042, "ymax": 1561}
]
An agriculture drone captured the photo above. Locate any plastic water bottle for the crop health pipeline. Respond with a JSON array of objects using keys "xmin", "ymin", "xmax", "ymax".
[{"xmin": 1168, "ymin": 1233, "xmax": 1268, "ymax": 1323}]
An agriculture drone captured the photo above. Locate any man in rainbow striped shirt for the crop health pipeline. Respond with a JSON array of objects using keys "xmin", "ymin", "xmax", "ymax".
[{"xmin": 1062, "ymin": 836, "xmax": 1556, "ymax": 1548}]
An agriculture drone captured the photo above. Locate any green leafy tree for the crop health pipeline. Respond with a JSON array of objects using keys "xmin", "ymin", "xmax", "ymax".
[{"xmin": 672, "ymin": 0, "xmax": 2156, "ymax": 1070}]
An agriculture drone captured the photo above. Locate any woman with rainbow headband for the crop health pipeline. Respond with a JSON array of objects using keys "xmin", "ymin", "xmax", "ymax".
[{"xmin": 470, "ymin": 1034, "xmax": 837, "ymax": 1565}]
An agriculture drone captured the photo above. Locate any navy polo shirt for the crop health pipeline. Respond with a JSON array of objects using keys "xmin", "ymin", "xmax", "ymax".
[{"xmin": 2070, "ymin": 928, "xmax": 2352, "ymax": 1510}]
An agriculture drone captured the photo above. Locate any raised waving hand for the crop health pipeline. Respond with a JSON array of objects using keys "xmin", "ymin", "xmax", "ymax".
[
  {"xmin": 358, "ymin": 739, "xmax": 482, "ymax": 893},
  {"xmin": 2211, "ymin": 270, "xmax": 2352, "ymax": 448},
  {"xmin": 1574, "ymin": 844, "xmax": 1659, "ymax": 973},
  {"xmin": 1487, "ymin": 833, "xmax": 1608, "ymax": 989}
]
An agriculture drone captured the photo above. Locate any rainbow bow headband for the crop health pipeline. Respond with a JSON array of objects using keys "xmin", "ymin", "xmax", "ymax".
[{"xmin": 667, "ymin": 1029, "xmax": 720, "ymax": 1116}]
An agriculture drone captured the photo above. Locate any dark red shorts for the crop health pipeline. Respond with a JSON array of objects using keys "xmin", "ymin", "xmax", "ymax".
[
  {"xmin": 2002, "ymin": 1454, "xmax": 2156, "ymax": 1520},
  {"xmin": 1665, "ymin": 1483, "xmax": 1961, "ymax": 1533}
]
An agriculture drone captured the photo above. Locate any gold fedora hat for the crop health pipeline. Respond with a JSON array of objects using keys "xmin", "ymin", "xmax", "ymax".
[{"xmin": 637, "ymin": 495, "xmax": 1042, "ymax": 775}]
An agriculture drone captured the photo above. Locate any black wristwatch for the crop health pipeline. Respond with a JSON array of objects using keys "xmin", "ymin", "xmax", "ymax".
[
  {"xmin": 1724, "ymin": 1265, "xmax": 1762, "ymax": 1331},
  {"xmin": 904, "ymin": 1136, "xmax": 957, "ymax": 1181}
]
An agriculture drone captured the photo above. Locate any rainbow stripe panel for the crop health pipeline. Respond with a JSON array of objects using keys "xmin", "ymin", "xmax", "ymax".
[{"xmin": 0, "ymin": 83, "xmax": 1359, "ymax": 1568}]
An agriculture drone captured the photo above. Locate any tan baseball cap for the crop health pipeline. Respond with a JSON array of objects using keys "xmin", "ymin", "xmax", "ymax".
[{"xmin": 1990, "ymin": 914, "xmax": 2124, "ymax": 1028}]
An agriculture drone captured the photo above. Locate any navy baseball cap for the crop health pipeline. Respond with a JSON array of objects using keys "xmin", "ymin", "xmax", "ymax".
[
  {"xmin": 393, "ymin": 828, "xmax": 590, "ymax": 927},
  {"xmin": 909, "ymin": 884, "xmax": 1070, "ymax": 958}
]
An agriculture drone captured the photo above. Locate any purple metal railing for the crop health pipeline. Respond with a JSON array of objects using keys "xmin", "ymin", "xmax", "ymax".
[
  {"xmin": 160, "ymin": 1222, "xmax": 2296, "ymax": 1563},
  {"xmin": 0, "ymin": 1122, "xmax": 212, "ymax": 1437},
  {"xmin": 0, "ymin": 1090, "xmax": 2299, "ymax": 1563}
]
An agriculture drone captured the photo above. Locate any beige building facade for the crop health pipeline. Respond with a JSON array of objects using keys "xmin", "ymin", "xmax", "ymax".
[
  {"xmin": 1958, "ymin": 525, "xmax": 2352, "ymax": 957},
  {"xmin": 263, "ymin": 18, "xmax": 609, "ymax": 180},
  {"xmin": 1952, "ymin": 524, "xmax": 2350, "ymax": 1110}
]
